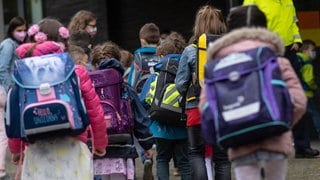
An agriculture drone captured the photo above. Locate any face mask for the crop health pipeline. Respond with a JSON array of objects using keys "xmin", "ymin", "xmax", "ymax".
[
  {"xmin": 13, "ymin": 31, "xmax": 26, "ymax": 42},
  {"xmin": 309, "ymin": 51, "xmax": 316, "ymax": 59},
  {"xmin": 88, "ymin": 27, "xmax": 97, "ymax": 37}
]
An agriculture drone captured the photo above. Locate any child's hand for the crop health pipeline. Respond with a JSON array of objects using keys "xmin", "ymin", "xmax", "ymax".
[
  {"xmin": 12, "ymin": 153, "xmax": 23, "ymax": 165},
  {"xmin": 144, "ymin": 148, "xmax": 154, "ymax": 159},
  {"xmin": 94, "ymin": 148, "xmax": 106, "ymax": 157}
]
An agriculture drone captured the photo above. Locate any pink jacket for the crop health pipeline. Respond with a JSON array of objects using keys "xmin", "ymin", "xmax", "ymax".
[
  {"xmin": 199, "ymin": 28, "xmax": 307, "ymax": 160},
  {"xmin": 9, "ymin": 42, "xmax": 107, "ymax": 153}
]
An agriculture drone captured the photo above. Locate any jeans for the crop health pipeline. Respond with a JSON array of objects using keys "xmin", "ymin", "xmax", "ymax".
[
  {"xmin": 155, "ymin": 138, "xmax": 190, "ymax": 180},
  {"xmin": 307, "ymin": 98, "xmax": 320, "ymax": 139},
  {"xmin": 293, "ymin": 111, "xmax": 310, "ymax": 149},
  {"xmin": 233, "ymin": 150, "xmax": 287, "ymax": 180},
  {"xmin": 188, "ymin": 125, "xmax": 208, "ymax": 180},
  {"xmin": 212, "ymin": 144, "xmax": 232, "ymax": 180}
]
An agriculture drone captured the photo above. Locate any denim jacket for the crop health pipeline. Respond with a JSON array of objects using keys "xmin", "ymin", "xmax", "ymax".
[
  {"xmin": 175, "ymin": 44, "xmax": 199, "ymax": 109},
  {"xmin": 0, "ymin": 38, "xmax": 19, "ymax": 91}
]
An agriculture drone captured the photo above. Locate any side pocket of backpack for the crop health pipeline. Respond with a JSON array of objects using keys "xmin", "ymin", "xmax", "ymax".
[{"xmin": 5, "ymin": 85, "xmax": 21, "ymax": 138}]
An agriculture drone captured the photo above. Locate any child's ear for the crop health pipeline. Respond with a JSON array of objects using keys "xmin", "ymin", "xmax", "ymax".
[{"xmin": 140, "ymin": 39, "xmax": 147, "ymax": 46}]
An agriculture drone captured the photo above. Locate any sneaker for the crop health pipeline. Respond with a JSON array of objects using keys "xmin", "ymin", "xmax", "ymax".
[
  {"xmin": 173, "ymin": 167, "xmax": 180, "ymax": 176},
  {"xmin": 143, "ymin": 159, "xmax": 153, "ymax": 180},
  {"xmin": 295, "ymin": 148, "xmax": 320, "ymax": 158}
]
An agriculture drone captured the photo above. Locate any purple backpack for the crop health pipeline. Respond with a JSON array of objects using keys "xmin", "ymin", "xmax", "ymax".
[
  {"xmin": 89, "ymin": 68, "xmax": 134, "ymax": 144},
  {"xmin": 201, "ymin": 47, "xmax": 293, "ymax": 148}
]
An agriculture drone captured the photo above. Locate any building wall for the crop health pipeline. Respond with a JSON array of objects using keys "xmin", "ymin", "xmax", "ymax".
[
  {"xmin": 42, "ymin": 0, "xmax": 229, "ymax": 52},
  {"xmin": 42, "ymin": 0, "xmax": 109, "ymax": 45}
]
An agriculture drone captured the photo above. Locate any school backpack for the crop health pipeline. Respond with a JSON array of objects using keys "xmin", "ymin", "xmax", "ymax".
[
  {"xmin": 201, "ymin": 46, "xmax": 293, "ymax": 149},
  {"xmin": 296, "ymin": 54, "xmax": 313, "ymax": 91},
  {"xmin": 89, "ymin": 65, "xmax": 134, "ymax": 144},
  {"xmin": 5, "ymin": 53, "xmax": 89, "ymax": 142},
  {"xmin": 145, "ymin": 54, "xmax": 186, "ymax": 126},
  {"xmin": 128, "ymin": 46, "xmax": 159, "ymax": 94},
  {"xmin": 186, "ymin": 33, "xmax": 221, "ymax": 101}
]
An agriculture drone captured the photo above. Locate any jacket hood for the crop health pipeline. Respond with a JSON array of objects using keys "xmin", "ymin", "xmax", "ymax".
[
  {"xmin": 207, "ymin": 27, "xmax": 285, "ymax": 60},
  {"xmin": 98, "ymin": 58, "xmax": 125, "ymax": 75}
]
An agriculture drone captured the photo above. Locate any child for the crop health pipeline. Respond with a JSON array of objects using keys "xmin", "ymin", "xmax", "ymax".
[
  {"xmin": 295, "ymin": 39, "xmax": 320, "ymax": 158},
  {"xmin": 127, "ymin": 22, "xmax": 160, "ymax": 179},
  {"xmin": 127, "ymin": 22, "xmax": 160, "ymax": 91},
  {"xmin": 10, "ymin": 18, "xmax": 107, "ymax": 180},
  {"xmin": 200, "ymin": 27, "xmax": 307, "ymax": 180},
  {"xmin": 0, "ymin": 16, "xmax": 27, "ymax": 178},
  {"xmin": 68, "ymin": 30, "xmax": 93, "ymax": 71},
  {"xmin": 90, "ymin": 41, "xmax": 154, "ymax": 180},
  {"xmin": 144, "ymin": 32, "xmax": 191, "ymax": 180},
  {"xmin": 174, "ymin": 5, "xmax": 230, "ymax": 180}
]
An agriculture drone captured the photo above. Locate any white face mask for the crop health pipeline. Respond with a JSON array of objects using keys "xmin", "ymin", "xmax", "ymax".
[{"xmin": 309, "ymin": 51, "xmax": 316, "ymax": 59}]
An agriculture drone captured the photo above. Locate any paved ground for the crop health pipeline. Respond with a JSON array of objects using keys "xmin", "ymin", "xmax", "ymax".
[{"xmin": 3, "ymin": 141, "xmax": 320, "ymax": 180}]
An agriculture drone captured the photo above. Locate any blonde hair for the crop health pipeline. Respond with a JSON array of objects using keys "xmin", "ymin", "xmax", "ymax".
[
  {"xmin": 91, "ymin": 41, "xmax": 121, "ymax": 68},
  {"xmin": 193, "ymin": 5, "xmax": 227, "ymax": 39}
]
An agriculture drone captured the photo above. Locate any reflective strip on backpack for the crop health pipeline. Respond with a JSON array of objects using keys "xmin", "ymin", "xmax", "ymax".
[{"xmin": 162, "ymin": 84, "xmax": 180, "ymax": 107}]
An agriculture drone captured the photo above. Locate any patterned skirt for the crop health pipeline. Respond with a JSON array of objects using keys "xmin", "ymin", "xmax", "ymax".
[
  {"xmin": 21, "ymin": 138, "xmax": 92, "ymax": 180},
  {"xmin": 93, "ymin": 158, "xmax": 134, "ymax": 180}
]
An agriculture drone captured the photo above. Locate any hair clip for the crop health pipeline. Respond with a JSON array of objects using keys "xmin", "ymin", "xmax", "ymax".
[
  {"xmin": 59, "ymin": 27, "xmax": 70, "ymax": 39},
  {"xmin": 28, "ymin": 24, "xmax": 40, "ymax": 36}
]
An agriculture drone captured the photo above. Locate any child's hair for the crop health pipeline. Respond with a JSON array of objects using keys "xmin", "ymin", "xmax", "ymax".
[
  {"xmin": 6, "ymin": 16, "xmax": 27, "ymax": 40},
  {"xmin": 139, "ymin": 23, "xmax": 160, "ymax": 45},
  {"xmin": 227, "ymin": 5, "xmax": 267, "ymax": 31},
  {"xmin": 91, "ymin": 41, "xmax": 121, "ymax": 68},
  {"xmin": 69, "ymin": 45, "xmax": 88, "ymax": 66},
  {"xmin": 120, "ymin": 49, "xmax": 134, "ymax": 68},
  {"xmin": 300, "ymin": 39, "xmax": 316, "ymax": 52},
  {"xmin": 68, "ymin": 10, "xmax": 97, "ymax": 33},
  {"xmin": 68, "ymin": 30, "xmax": 91, "ymax": 48},
  {"xmin": 28, "ymin": 18, "xmax": 69, "ymax": 46},
  {"xmin": 193, "ymin": 5, "xmax": 227, "ymax": 39},
  {"xmin": 157, "ymin": 31, "xmax": 187, "ymax": 56}
]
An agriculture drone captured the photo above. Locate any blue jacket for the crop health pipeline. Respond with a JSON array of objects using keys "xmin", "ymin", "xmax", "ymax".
[
  {"xmin": 175, "ymin": 44, "xmax": 199, "ymax": 109},
  {"xmin": 0, "ymin": 38, "xmax": 19, "ymax": 91}
]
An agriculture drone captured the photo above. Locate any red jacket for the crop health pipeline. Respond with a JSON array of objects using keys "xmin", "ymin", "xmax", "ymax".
[{"xmin": 8, "ymin": 65, "xmax": 108, "ymax": 153}]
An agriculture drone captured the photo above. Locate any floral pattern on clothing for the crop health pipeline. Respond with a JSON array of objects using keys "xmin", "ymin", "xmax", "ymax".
[
  {"xmin": 21, "ymin": 138, "xmax": 92, "ymax": 180},
  {"xmin": 94, "ymin": 158, "xmax": 134, "ymax": 180}
]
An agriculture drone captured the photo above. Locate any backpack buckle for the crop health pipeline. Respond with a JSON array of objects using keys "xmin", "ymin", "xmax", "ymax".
[{"xmin": 39, "ymin": 83, "xmax": 51, "ymax": 95}]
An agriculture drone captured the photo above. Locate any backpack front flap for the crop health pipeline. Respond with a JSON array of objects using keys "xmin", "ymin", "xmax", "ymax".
[
  {"xmin": 203, "ymin": 47, "xmax": 293, "ymax": 148},
  {"xmin": 89, "ymin": 68, "xmax": 122, "ymax": 111},
  {"xmin": 12, "ymin": 53, "xmax": 89, "ymax": 141},
  {"xmin": 132, "ymin": 48, "xmax": 159, "ymax": 93},
  {"xmin": 148, "ymin": 57, "xmax": 186, "ymax": 126}
]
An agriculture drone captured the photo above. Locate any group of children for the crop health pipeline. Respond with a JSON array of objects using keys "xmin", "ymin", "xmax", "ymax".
[{"xmin": 0, "ymin": 2, "xmax": 316, "ymax": 180}]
